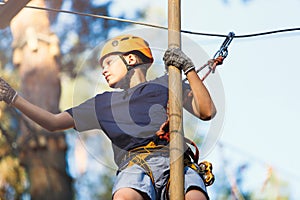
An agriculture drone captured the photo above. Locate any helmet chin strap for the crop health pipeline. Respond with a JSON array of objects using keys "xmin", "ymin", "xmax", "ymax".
[
  {"xmin": 117, "ymin": 55, "xmax": 134, "ymax": 91},
  {"xmin": 119, "ymin": 55, "xmax": 144, "ymax": 71},
  {"xmin": 119, "ymin": 55, "xmax": 132, "ymax": 71}
]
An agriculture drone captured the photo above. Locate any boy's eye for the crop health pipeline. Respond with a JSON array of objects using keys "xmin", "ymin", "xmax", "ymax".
[
  {"xmin": 105, "ymin": 59, "xmax": 113, "ymax": 66},
  {"xmin": 102, "ymin": 55, "xmax": 120, "ymax": 69},
  {"xmin": 107, "ymin": 60, "xmax": 112, "ymax": 65}
]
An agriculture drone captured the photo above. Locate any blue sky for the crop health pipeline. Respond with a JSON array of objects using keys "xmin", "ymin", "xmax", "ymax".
[{"xmin": 179, "ymin": 0, "xmax": 300, "ymax": 198}]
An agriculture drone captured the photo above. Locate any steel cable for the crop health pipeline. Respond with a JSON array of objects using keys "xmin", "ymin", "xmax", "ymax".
[{"xmin": 1, "ymin": 2, "xmax": 300, "ymax": 39}]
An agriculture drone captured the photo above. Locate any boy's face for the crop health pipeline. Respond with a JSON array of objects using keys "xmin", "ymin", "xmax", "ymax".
[
  {"xmin": 101, "ymin": 54, "xmax": 127, "ymax": 88},
  {"xmin": 101, "ymin": 54, "xmax": 138, "ymax": 88}
]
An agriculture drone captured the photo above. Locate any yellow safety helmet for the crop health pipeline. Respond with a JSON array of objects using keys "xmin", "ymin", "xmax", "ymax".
[{"xmin": 99, "ymin": 35, "xmax": 153, "ymax": 68}]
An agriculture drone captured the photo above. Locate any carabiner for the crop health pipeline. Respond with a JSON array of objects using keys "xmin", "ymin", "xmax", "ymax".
[{"xmin": 214, "ymin": 32, "xmax": 235, "ymax": 59}]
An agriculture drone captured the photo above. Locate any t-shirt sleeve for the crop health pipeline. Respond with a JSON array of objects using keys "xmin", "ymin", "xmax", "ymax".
[
  {"xmin": 65, "ymin": 97, "xmax": 102, "ymax": 132},
  {"xmin": 182, "ymin": 80, "xmax": 191, "ymax": 92}
]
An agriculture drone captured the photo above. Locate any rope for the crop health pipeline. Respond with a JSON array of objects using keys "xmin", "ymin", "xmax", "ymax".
[
  {"xmin": 200, "ymin": 56, "xmax": 224, "ymax": 81},
  {"xmin": 182, "ymin": 27, "xmax": 300, "ymax": 38},
  {"xmin": 182, "ymin": 56, "xmax": 224, "ymax": 82},
  {"xmin": 1, "ymin": 2, "xmax": 300, "ymax": 39}
]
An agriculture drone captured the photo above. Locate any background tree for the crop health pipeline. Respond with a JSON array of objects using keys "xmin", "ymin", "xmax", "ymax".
[
  {"xmin": 0, "ymin": 0, "xmax": 144, "ymax": 199},
  {"xmin": 10, "ymin": 0, "xmax": 72, "ymax": 199}
]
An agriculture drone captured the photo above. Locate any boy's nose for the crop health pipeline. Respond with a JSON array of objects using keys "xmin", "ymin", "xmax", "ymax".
[{"xmin": 102, "ymin": 67, "xmax": 108, "ymax": 76}]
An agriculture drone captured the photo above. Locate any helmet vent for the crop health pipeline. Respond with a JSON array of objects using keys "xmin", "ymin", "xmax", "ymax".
[{"xmin": 120, "ymin": 37, "xmax": 130, "ymax": 41}]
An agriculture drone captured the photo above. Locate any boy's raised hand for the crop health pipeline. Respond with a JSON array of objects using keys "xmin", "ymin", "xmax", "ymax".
[
  {"xmin": 163, "ymin": 48, "xmax": 195, "ymax": 75},
  {"xmin": 0, "ymin": 77, "xmax": 17, "ymax": 105}
]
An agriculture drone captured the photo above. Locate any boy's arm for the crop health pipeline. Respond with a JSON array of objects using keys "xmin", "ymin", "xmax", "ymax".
[
  {"xmin": 184, "ymin": 70, "xmax": 216, "ymax": 120},
  {"xmin": 13, "ymin": 95, "xmax": 75, "ymax": 131},
  {"xmin": 0, "ymin": 77, "xmax": 75, "ymax": 131},
  {"xmin": 163, "ymin": 48, "xmax": 216, "ymax": 120}
]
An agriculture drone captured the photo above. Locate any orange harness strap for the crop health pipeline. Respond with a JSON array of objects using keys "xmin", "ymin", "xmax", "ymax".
[{"xmin": 155, "ymin": 119, "xmax": 215, "ymax": 186}]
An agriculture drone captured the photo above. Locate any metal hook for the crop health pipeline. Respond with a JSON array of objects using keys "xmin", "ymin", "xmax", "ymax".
[{"xmin": 214, "ymin": 32, "xmax": 235, "ymax": 59}]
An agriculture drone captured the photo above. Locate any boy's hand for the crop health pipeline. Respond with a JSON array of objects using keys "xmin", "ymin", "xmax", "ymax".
[
  {"xmin": 163, "ymin": 48, "xmax": 195, "ymax": 75},
  {"xmin": 0, "ymin": 77, "xmax": 17, "ymax": 105}
]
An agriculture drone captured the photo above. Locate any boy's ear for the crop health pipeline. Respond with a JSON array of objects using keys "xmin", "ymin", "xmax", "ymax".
[{"xmin": 126, "ymin": 54, "xmax": 138, "ymax": 65}]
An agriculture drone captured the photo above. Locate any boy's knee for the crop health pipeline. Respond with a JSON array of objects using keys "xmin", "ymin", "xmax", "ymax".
[
  {"xmin": 113, "ymin": 188, "xmax": 145, "ymax": 200},
  {"xmin": 185, "ymin": 189, "xmax": 208, "ymax": 200}
]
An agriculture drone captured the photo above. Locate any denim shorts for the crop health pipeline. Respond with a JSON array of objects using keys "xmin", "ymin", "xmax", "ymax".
[{"xmin": 112, "ymin": 155, "xmax": 209, "ymax": 200}]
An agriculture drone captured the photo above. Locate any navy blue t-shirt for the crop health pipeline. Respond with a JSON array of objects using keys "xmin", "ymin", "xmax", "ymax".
[{"xmin": 66, "ymin": 75, "xmax": 190, "ymax": 166}]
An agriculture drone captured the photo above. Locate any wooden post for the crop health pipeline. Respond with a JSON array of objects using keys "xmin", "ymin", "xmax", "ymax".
[{"xmin": 168, "ymin": 0, "xmax": 184, "ymax": 199}]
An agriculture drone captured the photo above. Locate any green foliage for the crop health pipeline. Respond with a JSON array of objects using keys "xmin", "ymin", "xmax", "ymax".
[
  {"xmin": 0, "ymin": 156, "xmax": 27, "ymax": 199},
  {"xmin": 0, "ymin": 71, "xmax": 26, "ymax": 200}
]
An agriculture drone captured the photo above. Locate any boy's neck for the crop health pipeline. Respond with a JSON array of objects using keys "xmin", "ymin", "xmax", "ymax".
[{"xmin": 129, "ymin": 68, "xmax": 146, "ymax": 88}]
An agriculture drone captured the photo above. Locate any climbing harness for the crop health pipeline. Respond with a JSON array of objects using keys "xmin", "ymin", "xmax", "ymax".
[
  {"xmin": 118, "ymin": 120, "xmax": 215, "ymax": 190},
  {"xmin": 155, "ymin": 120, "xmax": 215, "ymax": 187},
  {"xmin": 118, "ymin": 141, "xmax": 169, "ymax": 185}
]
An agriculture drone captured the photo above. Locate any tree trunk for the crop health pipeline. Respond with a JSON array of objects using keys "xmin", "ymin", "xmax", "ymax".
[{"xmin": 10, "ymin": 0, "xmax": 73, "ymax": 199}]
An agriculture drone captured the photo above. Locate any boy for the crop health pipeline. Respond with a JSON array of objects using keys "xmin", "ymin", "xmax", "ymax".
[{"xmin": 0, "ymin": 34, "xmax": 216, "ymax": 200}]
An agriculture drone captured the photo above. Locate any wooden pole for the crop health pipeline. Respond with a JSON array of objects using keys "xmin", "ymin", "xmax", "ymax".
[{"xmin": 168, "ymin": 0, "xmax": 184, "ymax": 199}]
